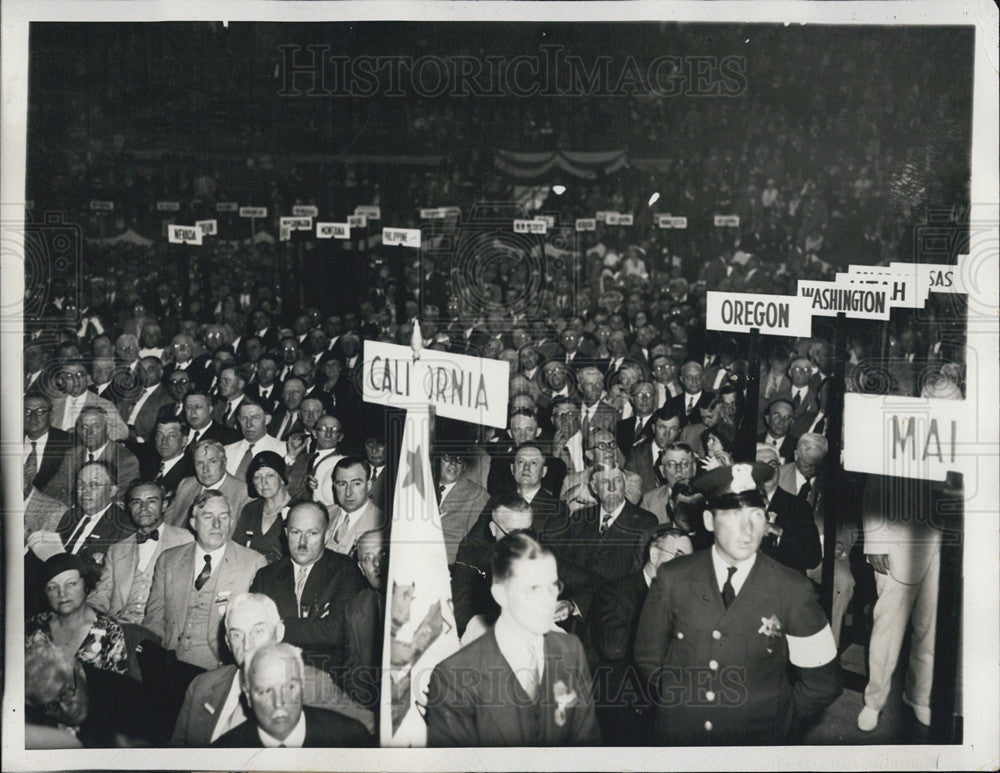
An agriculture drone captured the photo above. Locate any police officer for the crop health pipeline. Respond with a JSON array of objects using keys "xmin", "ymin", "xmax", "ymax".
[{"xmin": 634, "ymin": 462, "xmax": 842, "ymax": 745}]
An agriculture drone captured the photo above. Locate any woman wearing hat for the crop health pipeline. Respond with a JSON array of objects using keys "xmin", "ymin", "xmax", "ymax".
[
  {"xmin": 25, "ymin": 553, "xmax": 127, "ymax": 675},
  {"xmin": 233, "ymin": 450, "xmax": 296, "ymax": 564}
]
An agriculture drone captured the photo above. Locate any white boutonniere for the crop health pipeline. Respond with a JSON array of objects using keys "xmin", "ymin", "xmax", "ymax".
[
  {"xmin": 552, "ymin": 680, "xmax": 578, "ymax": 727},
  {"xmin": 758, "ymin": 614, "xmax": 783, "ymax": 638},
  {"xmin": 91, "ymin": 552, "xmax": 105, "ymax": 565},
  {"xmin": 214, "ymin": 590, "xmax": 231, "ymax": 604}
]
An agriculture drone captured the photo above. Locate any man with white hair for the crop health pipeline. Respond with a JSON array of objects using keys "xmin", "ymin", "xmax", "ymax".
[
  {"xmin": 779, "ymin": 433, "xmax": 856, "ymax": 647},
  {"xmin": 212, "ymin": 642, "xmax": 371, "ymax": 747},
  {"xmin": 172, "ymin": 592, "xmax": 373, "ymax": 745}
]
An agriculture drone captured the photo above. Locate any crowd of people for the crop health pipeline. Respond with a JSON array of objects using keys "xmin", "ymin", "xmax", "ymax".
[{"xmin": 17, "ymin": 19, "xmax": 971, "ymax": 752}]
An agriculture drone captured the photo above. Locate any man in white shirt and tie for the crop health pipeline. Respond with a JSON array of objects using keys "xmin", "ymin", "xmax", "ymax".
[
  {"xmin": 325, "ymin": 457, "xmax": 382, "ymax": 555},
  {"xmin": 51, "ymin": 359, "xmax": 128, "ymax": 440},
  {"xmin": 758, "ymin": 398, "xmax": 796, "ymax": 465},
  {"xmin": 224, "ymin": 401, "xmax": 286, "ymax": 480}
]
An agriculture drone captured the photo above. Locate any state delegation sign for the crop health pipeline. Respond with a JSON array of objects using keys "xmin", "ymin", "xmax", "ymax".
[
  {"xmin": 362, "ymin": 341, "xmax": 509, "ymax": 428},
  {"xmin": 706, "ymin": 291, "xmax": 812, "ymax": 338}
]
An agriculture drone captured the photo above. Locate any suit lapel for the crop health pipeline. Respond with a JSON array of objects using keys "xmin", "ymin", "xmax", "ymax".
[{"xmin": 481, "ymin": 631, "xmax": 527, "ymax": 746}]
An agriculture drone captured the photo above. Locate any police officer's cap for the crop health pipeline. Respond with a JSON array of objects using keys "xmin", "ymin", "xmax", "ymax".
[{"xmin": 692, "ymin": 462, "xmax": 773, "ymax": 510}]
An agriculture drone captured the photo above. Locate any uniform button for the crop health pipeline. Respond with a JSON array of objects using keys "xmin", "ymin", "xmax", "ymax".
[
  {"xmin": 706, "ymin": 691, "xmax": 716, "ymax": 701},
  {"xmin": 712, "ymin": 630, "xmax": 721, "ymax": 640},
  {"xmin": 676, "ymin": 632, "xmax": 684, "ymax": 640},
  {"xmin": 709, "ymin": 660, "xmax": 719, "ymax": 670},
  {"xmin": 704, "ymin": 721, "xmax": 713, "ymax": 731}
]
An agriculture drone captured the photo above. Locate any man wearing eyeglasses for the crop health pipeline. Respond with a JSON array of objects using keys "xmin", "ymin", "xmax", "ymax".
[
  {"xmin": 755, "ymin": 443, "xmax": 822, "ymax": 577},
  {"xmin": 172, "ymin": 592, "xmax": 372, "ymax": 746},
  {"xmin": 250, "ymin": 502, "xmax": 366, "ymax": 674},
  {"xmin": 435, "ymin": 450, "xmax": 490, "ymax": 565},
  {"xmin": 341, "ymin": 529, "xmax": 388, "ymax": 716},
  {"xmin": 24, "ymin": 394, "xmax": 72, "ymax": 498},
  {"xmin": 559, "ymin": 428, "xmax": 643, "ymax": 513},
  {"xmin": 758, "ymin": 398, "xmax": 797, "ymax": 465},
  {"xmin": 589, "ymin": 525, "xmax": 693, "ymax": 745},
  {"xmin": 774, "ymin": 356, "xmax": 824, "ymax": 440},
  {"xmin": 50, "ymin": 359, "xmax": 129, "ymax": 441},
  {"xmin": 640, "ymin": 442, "xmax": 697, "ymax": 526},
  {"xmin": 558, "ymin": 464, "xmax": 659, "ymax": 623}
]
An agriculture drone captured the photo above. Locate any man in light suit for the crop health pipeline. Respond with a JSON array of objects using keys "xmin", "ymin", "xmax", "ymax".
[
  {"xmin": 212, "ymin": 643, "xmax": 371, "ymax": 747},
  {"xmin": 857, "ymin": 474, "xmax": 943, "ymax": 732},
  {"xmin": 435, "ymin": 450, "xmax": 490, "ymax": 564},
  {"xmin": 88, "ymin": 481, "xmax": 193, "ymax": 624},
  {"xmin": 165, "ymin": 439, "xmax": 250, "ymax": 528},
  {"xmin": 426, "ymin": 532, "xmax": 600, "ymax": 746},
  {"xmin": 325, "ymin": 457, "xmax": 384, "ymax": 556},
  {"xmin": 143, "ymin": 490, "xmax": 266, "ymax": 670},
  {"xmin": 249, "ymin": 502, "xmax": 366, "ymax": 672},
  {"xmin": 50, "ymin": 359, "xmax": 129, "ymax": 441},
  {"xmin": 577, "ymin": 367, "xmax": 619, "ymax": 436},
  {"xmin": 172, "ymin": 592, "xmax": 373, "ymax": 746},
  {"xmin": 44, "ymin": 405, "xmax": 140, "ymax": 506}
]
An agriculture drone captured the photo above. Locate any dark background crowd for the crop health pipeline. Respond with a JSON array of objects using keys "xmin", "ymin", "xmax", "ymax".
[{"xmin": 16, "ymin": 20, "xmax": 972, "ymax": 748}]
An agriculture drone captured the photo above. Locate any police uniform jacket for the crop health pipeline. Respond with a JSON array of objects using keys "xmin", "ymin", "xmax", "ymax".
[{"xmin": 634, "ymin": 549, "xmax": 841, "ymax": 745}]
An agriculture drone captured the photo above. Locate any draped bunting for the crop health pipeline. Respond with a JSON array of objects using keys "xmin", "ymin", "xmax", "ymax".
[{"xmin": 494, "ymin": 149, "xmax": 629, "ymax": 179}]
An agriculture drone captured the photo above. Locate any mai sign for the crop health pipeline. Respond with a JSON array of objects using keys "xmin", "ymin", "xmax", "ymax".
[{"xmin": 362, "ymin": 341, "xmax": 509, "ymax": 428}]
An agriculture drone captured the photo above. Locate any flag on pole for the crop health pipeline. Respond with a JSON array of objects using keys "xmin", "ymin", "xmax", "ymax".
[{"xmin": 379, "ymin": 405, "xmax": 460, "ymax": 746}]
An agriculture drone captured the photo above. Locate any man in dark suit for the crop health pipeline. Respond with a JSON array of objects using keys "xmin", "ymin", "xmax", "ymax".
[
  {"xmin": 756, "ymin": 443, "xmax": 822, "ymax": 576},
  {"xmin": 250, "ymin": 502, "xmax": 366, "ymax": 672},
  {"xmin": 25, "ymin": 461, "xmax": 137, "ymax": 617},
  {"xmin": 212, "ymin": 642, "xmax": 371, "ymax": 747},
  {"xmin": 615, "ymin": 381, "xmax": 657, "ymax": 450},
  {"xmin": 758, "ymin": 398, "xmax": 797, "ymax": 465},
  {"xmin": 625, "ymin": 407, "xmax": 682, "ymax": 496},
  {"xmin": 24, "ymin": 394, "xmax": 72, "ymax": 495},
  {"xmin": 182, "ymin": 391, "xmax": 240, "ymax": 451},
  {"xmin": 667, "ymin": 361, "xmax": 715, "ymax": 426},
  {"xmin": 210, "ymin": 365, "xmax": 248, "ymax": 430},
  {"xmin": 157, "ymin": 368, "xmax": 192, "ymax": 422},
  {"xmin": 137, "ymin": 416, "xmax": 194, "ymax": 502},
  {"xmin": 427, "ymin": 532, "xmax": 600, "ymax": 746},
  {"xmin": 774, "ymin": 357, "xmax": 824, "ymax": 440},
  {"xmin": 577, "ymin": 367, "xmax": 619, "ymax": 436},
  {"xmin": 268, "ymin": 377, "xmax": 307, "ymax": 441},
  {"xmin": 43, "ymin": 406, "xmax": 140, "ymax": 506},
  {"xmin": 635, "ymin": 462, "xmax": 841, "ymax": 745},
  {"xmin": 557, "ymin": 465, "xmax": 659, "ymax": 621},
  {"xmin": 485, "ymin": 414, "xmax": 565, "ymax": 501},
  {"xmin": 589, "ymin": 525, "xmax": 693, "ymax": 745},
  {"xmin": 342, "ymin": 529, "xmax": 387, "ymax": 714},
  {"xmin": 245, "ymin": 354, "xmax": 281, "ymax": 416}
]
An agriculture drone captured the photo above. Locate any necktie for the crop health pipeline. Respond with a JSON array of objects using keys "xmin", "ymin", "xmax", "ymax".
[
  {"xmin": 799, "ymin": 478, "xmax": 812, "ymax": 502},
  {"xmin": 155, "ymin": 461, "xmax": 167, "ymax": 483},
  {"xmin": 195, "ymin": 554, "xmax": 213, "ymax": 590},
  {"xmin": 136, "ymin": 529, "xmax": 159, "ymax": 544},
  {"xmin": 581, "ymin": 411, "xmax": 591, "ymax": 439},
  {"xmin": 792, "ymin": 390, "xmax": 801, "ymax": 410},
  {"xmin": 331, "ymin": 512, "xmax": 349, "ymax": 544},
  {"xmin": 24, "ymin": 441, "xmax": 38, "ymax": 489},
  {"xmin": 722, "ymin": 566, "xmax": 737, "ymax": 609},
  {"xmin": 687, "ymin": 396, "xmax": 695, "ymax": 413},
  {"xmin": 235, "ymin": 443, "xmax": 255, "ymax": 483},
  {"xmin": 221, "ymin": 402, "xmax": 232, "ymax": 426},
  {"xmin": 304, "ymin": 451, "xmax": 319, "ymax": 477},
  {"xmin": 436, "ymin": 484, "xmax": 445, "ymax": 505},
  {"xmin": 87, "ymin": 452, "xmax": 95, "ymax": 463},
  {"xmin": 188, "ymin": 429, "xmax": 202, "ymax": 448},
  {"xmin": 599, "ymin": 512, "xmax": 613, "ymax": 534},
  {"xmin": 295, "ymin": 564, "xmax": 309, "ymax": 614},
  {"xmin": 558, "ymin": 445, "xmax": 573, "ymax": 470},
  {"xmin": 66, "ymin": 515, "xmax": 93, "ymax": 553}
]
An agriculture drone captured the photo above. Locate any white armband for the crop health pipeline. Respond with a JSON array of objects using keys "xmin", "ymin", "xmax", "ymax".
[{"xmin": 786, "ymin": 624, "xmax": 837, "ymax": 668}]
